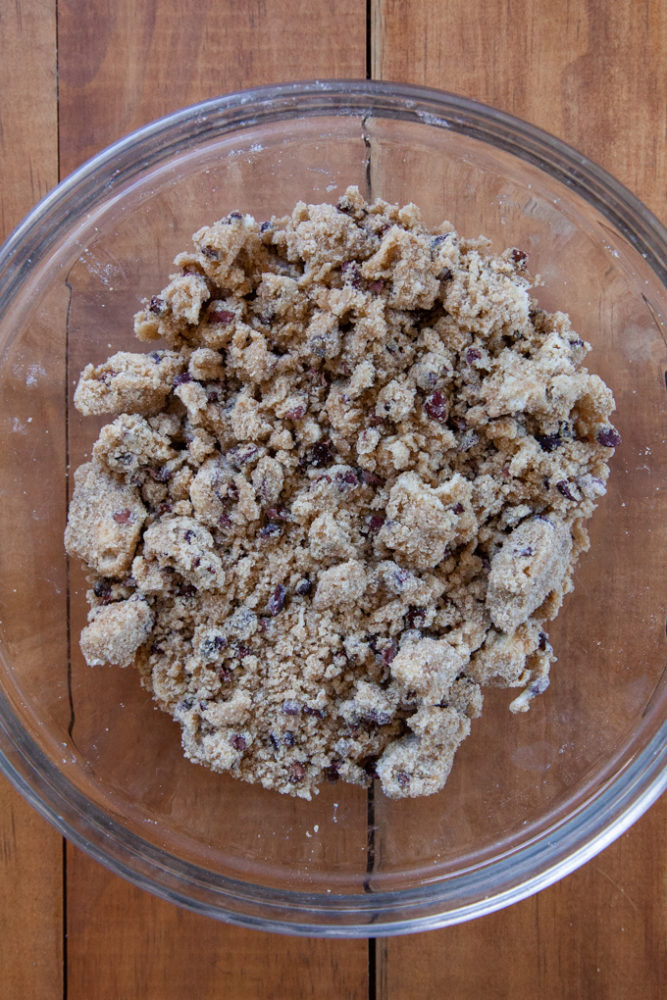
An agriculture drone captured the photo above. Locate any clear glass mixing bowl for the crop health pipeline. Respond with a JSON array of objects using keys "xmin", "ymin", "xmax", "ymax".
[{"xmin": 0, "ymin": 81, "xmax": 664, "ymax": 936}]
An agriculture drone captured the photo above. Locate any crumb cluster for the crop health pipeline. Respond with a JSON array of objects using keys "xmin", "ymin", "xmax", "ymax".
[{"xmin": 65, "ymin": 187, "xmax": 619, "ymax": 799}]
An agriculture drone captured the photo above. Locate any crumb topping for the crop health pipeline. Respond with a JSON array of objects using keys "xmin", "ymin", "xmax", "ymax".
[{"xmin": 65, "ymin": 187, "xmax": 619, "ymax": 799}]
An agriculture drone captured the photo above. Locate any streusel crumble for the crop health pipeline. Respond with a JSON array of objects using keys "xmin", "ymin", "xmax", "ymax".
[{"xmin": 65, "ymin": 187, "xmax": 620, "ymax": 799}]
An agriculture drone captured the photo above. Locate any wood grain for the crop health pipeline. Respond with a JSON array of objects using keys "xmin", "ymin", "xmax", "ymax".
[
  {"xmin": 58, "ymin": 0, "xmax": 368, "ymax": 175},
  {"xmin": 0, "ymin": 2, "xmax": 63, "ymax": 998},
  {"xmin": 57, "ymin": 2, "xmax": 368, "ymax": 998},
  {"xmin": 373, "ymin": 1, "xmax": 665, "ymax": 997},
  {"xmin": 2, "ymin": 1, "xmax": 665, "ymax": 996},
  {"xmin": 0, "ymin": 0, "xmax": 59, "ymax": 233},
  {"xmin": 377, "ymin": 802, "xmax": 666, "ymax": 999},
  {"xmin": 66, "ymin": 860, "xmax": 368, "ymax": 1000},
  {"xmin": 372, "ymin": 0, "xmax": 666, "ymax": 218}
]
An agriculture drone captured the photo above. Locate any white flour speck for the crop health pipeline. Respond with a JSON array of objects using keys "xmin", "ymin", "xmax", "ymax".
[{"xmin": 25, "ymin": 363, "xmax": 46, "ymax": 386}]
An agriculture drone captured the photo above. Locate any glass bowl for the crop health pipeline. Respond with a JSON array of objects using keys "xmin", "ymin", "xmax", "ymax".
[{"xmin": 0, "ymin": 81, "xmax": 664, "ymax": 937}]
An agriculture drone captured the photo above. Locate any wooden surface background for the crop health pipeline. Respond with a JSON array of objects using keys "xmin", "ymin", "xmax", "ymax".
[{"xmin": 0, "ymin": 1, "xmax": 664, "ymax": 996}]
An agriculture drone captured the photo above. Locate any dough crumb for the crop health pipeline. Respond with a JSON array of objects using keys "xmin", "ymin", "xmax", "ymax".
[{"xmin": 65, "ymin": 187, "xmax": 620, "ymax": 800}]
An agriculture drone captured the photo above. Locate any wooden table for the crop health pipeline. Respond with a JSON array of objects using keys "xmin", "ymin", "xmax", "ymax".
[{"xmin": 1, "ymin": 2, "xmax": 664, "ymax": 996}]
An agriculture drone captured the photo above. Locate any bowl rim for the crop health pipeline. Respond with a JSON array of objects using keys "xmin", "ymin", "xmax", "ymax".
[
  {"xmin": 1, "ymin": 79, "xmax": 665, "ymax": 295},
  {"xmin": 0, "ymin": 79, "xmax": 665, "ymax": 936}
]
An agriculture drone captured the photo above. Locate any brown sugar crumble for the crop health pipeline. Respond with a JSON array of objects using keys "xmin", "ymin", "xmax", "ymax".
[{"xmin": 65, "ymin": 187, "xmax": 620, "ymax": 799}]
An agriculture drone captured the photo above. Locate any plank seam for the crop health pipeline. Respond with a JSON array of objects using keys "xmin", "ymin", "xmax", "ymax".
[
  {"xmin": 62, "ymin": 840, "xmax": 68, "ymax": 1000},
  {"xmin": 55, "ymin": 5, "xmax": 69, "ymax": 997},
  {"xmin": 55, "ymin": 0, "xmax": 61, "ymax": 184},
  {"xmin": 368, "ymin": 936, "xmax": 376, "ymax": 1000},
  {"xmin": 364, "ymin": 6, "xmax": 377, "ymax": 986},
  {"xmin": 366, "ymin": 0, "xmax": 372, "ymax": 79}
]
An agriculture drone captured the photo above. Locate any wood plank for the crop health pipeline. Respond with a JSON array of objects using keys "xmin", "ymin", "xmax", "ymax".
[
  {"xmin": 67, "ymin": 860, "xmax": 369, "ymax": 1000},
  {"xmin": 8, "ymin": 1, "xmax": 659, "ymax": 995},
  {"xmin": 377, "ymin": 800, "xmax": 666, "ymax": 999},
  {"xmin": 58, "ymin": 0, "xmax": 369, "ymax": 176},
  {"xmin": 372, "ymin": 0, "xmax": 666, "ymax": 218},
  {"xmin": 373, "ymin": 1, "xmax": 665, "ymax": 996},
  {"xmin": 0, "ymin": 798, "xmax": 63, "ymax": 998},
  {"xmin": 0, "ymin": 0, "xmax": 59, "ymax": 233},
  {"xmin": 58, "ymin": 1, "xmax": 369, "ymax": 996},
  {"xmin": 0, "ymin": 1, "xmax": 64, "ymax": 998}
]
